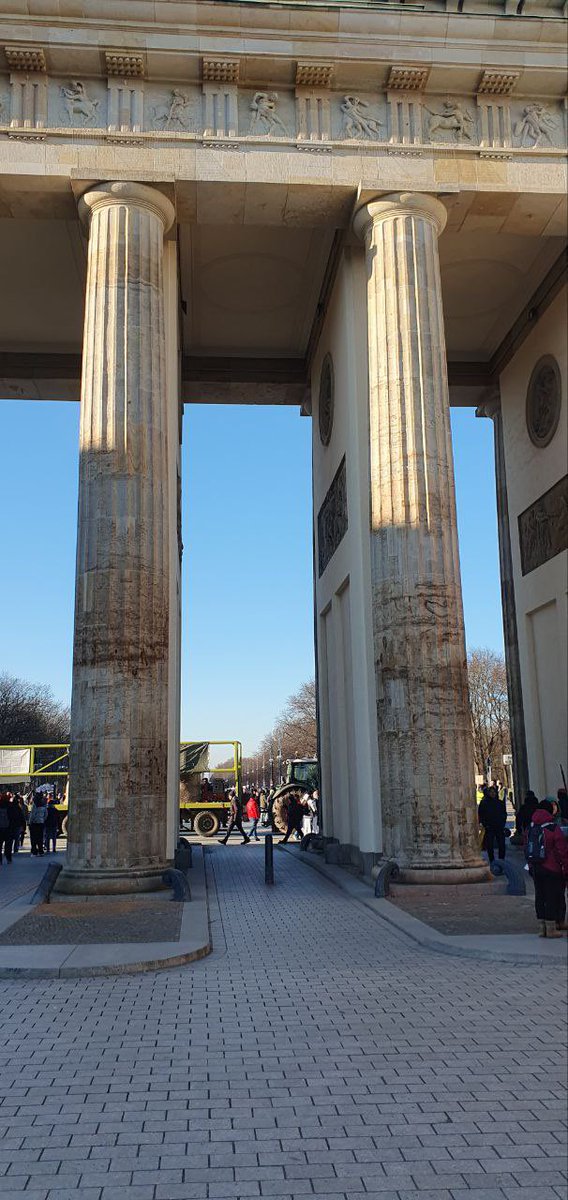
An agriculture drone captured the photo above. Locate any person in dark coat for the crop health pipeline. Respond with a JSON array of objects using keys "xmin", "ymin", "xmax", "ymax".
[
  {"xmin": 28, "ymin": 792, "xmax": 48, "ymax": 855},
  {"xmin": 218, "ymin": 790, "xmax": 250, "ymax": 845},
  {"xmin": 478, "ymin": 785, "xmax": 507, "ymax": 863},
  {"xmin": 7, "ymin": 793, "xmax": 25, "ymax": 855},
  {"xmin": 557, "ymin": 788, "xmax": 568, "ymax": 821},
  {"xmin": 530, "ymin": 800, "xmax": 568, "ymax": 937},
  {"xmin": 44, "ymin": 797, "xmax": 60, "ymax": 854},
  {"xmin": 280, "ymin": 793, "xmax": 306, "ymax": 844},
  {"xmin": 0, "ymin": 792, "xmax": 14, "ymax": 864},
  {"xmin": 515, "ymin": 790, "xmax": 539, "ymax": 836}
]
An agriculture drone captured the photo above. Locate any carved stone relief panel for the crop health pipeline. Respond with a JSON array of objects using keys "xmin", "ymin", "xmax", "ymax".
[
  {"xmin": 147, "ymin": 86, "xmax": 198, "ymax": 132},
  {"xmin": 526, "ymin": 355, "xmax": 562, "ymax": 448},
  {"xmin": 424, "ymin": 98, "xmax": 477, "ymax": 143},
  {"xmin": 332, "ymin": 93, "xmax": 385, "ymax": 142},
  {"xmin": 511, "ymin": 101, "xmax": 560, "ymax": 147},
  {"xmin": 53, "ymin": 78, "xmax": 106, "ymax": 128},
  {"xmin": 239, "ymin": 89, "xmax": 294, "ymax": 138},
  {"xmin": 318, "ymin": 457, "xmax": 348, "ymax": 577},
  {"xmin": 518, "ymin": 475, "xmax": 568, "ymax": 576}
]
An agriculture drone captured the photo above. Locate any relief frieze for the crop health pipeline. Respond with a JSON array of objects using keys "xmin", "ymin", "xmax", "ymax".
[
  {"xmin": 318, "ymin": 457, "xmax": 348, "ymax": 578},
  {"xmin": 60, "ymin": 81, "xmax": 101, "ymax": 126},
  {"xmin": 0, "ymin": 65, "xmax": 564, "ymax": 157},
  {"xmin": 518, "ymin": 475, "xmax": 568, "ymax": 577}
]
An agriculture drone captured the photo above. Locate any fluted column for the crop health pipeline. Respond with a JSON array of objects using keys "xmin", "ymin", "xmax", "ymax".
[
  {"xmin": 354, "ymin": 192, "xmax": 485, "ymax": 880},
  {"xmin": 59, "ymin": 181, "xmax": 175, "ymax": 894}
]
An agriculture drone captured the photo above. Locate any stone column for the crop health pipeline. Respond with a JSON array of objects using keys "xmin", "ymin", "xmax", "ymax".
[
  {"xmin": 58, "ymin": 181, "xmax": 175, "ymax": 895},
  {"xmin": 353, "ymin": 192, "xmax": 485, "ymax": 881},
  {"xmin": 477, "ymin": 392, "xmax": 529, "ymax": 809}
]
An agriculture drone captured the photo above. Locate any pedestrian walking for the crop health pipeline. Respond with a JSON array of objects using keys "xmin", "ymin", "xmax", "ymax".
[
  {"xmin": 527, "ymin": 799, "xmax": 568, "ymax": 937},
  {"xmin": 262, "ymin": 787, "xmax": 275, "ymax": 827},
  {"xmin": 478, "ymin": 784, "xmax": 507, "ymax": 863},
  {"xmin": 44, "ymin": 796, "xmax": 60, "ymax": 854},
  {"xmin": 218, "ymin": 790, "xmax": 250, "ymax": 845},
  {"xmin": 28, "ymin": 791, "xmax": 48, "ymax": 855},
  {"xmin": 280, "ymin": 793, "xmax": 305, "ymax": 844},
  {"xmin": 0, "ymin": 792, "xmax": 14, "ymax": 864},
  {"xmin": 246, "ymin": 794, "xmax": 261, "ymax": 841},
  {"xmin": 244, "ymin": 796, "xmax": 260, "ymax": 844}
]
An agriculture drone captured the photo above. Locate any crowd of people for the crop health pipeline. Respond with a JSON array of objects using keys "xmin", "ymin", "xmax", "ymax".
[
  {"xmin": 2, "ymin": 776, "xmax": 566, "ymax": 941},
  {"xmin": 477, "ymin": 780, "xmax": 568, "ymax": 938},
  {"xmin": 0, "ymin": 788, "xmax": 61, "ymax": 864}
]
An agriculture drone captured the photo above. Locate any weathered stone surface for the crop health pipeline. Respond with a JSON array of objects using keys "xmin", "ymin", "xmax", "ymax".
[
  {"xmin": 354, "ymin": 193, "xmax": 484, "ymax": 878},
  {"xmin": 59, "ymin": 182, "xmax": 175, "ymax": 895}
]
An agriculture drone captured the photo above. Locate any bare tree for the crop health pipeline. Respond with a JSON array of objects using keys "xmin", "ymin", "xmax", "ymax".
[
  {"xmin": 467, "ymin": 648, "xmax": 511, "ymax": 780},
  {"xmin": 243, "ymin": 679, "xmax": 318, "ymax": 784},
  {"xmin": 0, "ymin": 673, "xmax": 70, "ymax": 745}
]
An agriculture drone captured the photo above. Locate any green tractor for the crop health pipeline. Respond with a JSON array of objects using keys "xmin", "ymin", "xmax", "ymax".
[{"xmin": 269, "ymin": 758, "xmax": 319, "ymax": 833}]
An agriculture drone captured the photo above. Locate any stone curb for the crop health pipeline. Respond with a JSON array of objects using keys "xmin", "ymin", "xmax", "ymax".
[
  {"xmin": 0, "ymin": 845, "xmax": 212, "ymax": 979},
  {"xmin": 278, "ymin": 843, "xmax": 567, "ymax": 967}
]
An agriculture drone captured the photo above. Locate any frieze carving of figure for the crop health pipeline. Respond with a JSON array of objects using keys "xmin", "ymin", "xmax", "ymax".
[
  {"xmin": 514, "ymin": 103, "xmax": 557, "ymax": 148},
  {"xmin": 518, "ymin": 476, "xmax": 568, "ymax": 576},
  {"xmin": 152, "ymin": 89, "xmax": 192, "ymax": 130},
  {"xmin": 426, "ymin": 100, "xmax": 474, "ymax": 143},
  {"xmin": 341, "ymin": 95, "xmax": 382, "ymax": 140},
  {"xmin": 61, "ymin": 81, "xmax": 99, "ymax": 125},
  {"xmin": 249, "ymin": 92, "xmax": 287, "ymax": 136},
  {"xmin": 318, "ymin": 458, "xmax": 348, "ymax": 576}
]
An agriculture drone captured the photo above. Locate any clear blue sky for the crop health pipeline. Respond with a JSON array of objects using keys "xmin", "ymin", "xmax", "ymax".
[{"xmin": 0, "ymin": 399, "xmax": 503, "ymax": 754}]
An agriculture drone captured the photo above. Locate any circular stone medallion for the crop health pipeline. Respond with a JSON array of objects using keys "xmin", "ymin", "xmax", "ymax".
[
  {"xmin": 526, "ymin": 355, "xmax": 561, "ymax": 448},
  {"xmin": 318, "ymin": 353, "xmax": 334, "ymax": 447}
]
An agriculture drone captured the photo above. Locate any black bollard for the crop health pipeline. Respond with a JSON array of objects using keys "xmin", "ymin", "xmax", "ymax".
[{"xmin": 264, "ymin": 833, "xmax": 274, "ymax": 885}]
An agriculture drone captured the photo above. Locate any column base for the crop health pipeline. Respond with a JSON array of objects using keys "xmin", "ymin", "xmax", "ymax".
[
  {"xmin": 56, "ymin": 865, "xmax": 169, "ymax": 896},
  {"xmin": 398, "ymin": 865, "xmax": 491, "ymax": 885}
]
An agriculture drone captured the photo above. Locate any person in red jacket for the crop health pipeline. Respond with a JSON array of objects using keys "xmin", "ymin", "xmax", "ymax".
[
  {"xmin": 245, "ymin": 793, "xmax": 261, "ymax": 841},
  {"xmin": 530, "ymin": 800, "xmax": 568, "ymax": 937}
]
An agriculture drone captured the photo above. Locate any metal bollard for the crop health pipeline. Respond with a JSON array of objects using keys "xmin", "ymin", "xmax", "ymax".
[{"xmin": 264, "ymin": 833, "xmax": 274, "ymax": 885}]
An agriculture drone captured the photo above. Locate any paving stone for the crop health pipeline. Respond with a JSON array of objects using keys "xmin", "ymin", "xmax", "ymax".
[{"xmin": 0, "ymin": 846, "xmax": 566, "ymax": 1200}]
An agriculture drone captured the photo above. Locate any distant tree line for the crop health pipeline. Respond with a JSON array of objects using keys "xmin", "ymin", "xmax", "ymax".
[
  {"xmin": 0, "ymin": 673, "xmax": 70, "ymax": 746},
  {"xmin": 1, "ymin": 646, "xmax": 511, "ymax": 789},
  {"xmin": 234, "ymin": 647, "xmax": 512, "ymax": 789}
]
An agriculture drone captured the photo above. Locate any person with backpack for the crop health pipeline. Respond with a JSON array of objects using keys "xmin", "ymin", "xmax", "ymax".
[
  {"xmin": 527, "ymin": 799, "xmax": 568, "ymax": 937},
  {"xmin": 478, "ymin": 784, "xmax": 507, "ymax": 863}
]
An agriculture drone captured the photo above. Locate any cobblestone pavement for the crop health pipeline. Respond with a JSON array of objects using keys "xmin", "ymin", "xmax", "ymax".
[{"xmin": 0, "ymin": 844, "xmax": 566, "ymax": 1200}]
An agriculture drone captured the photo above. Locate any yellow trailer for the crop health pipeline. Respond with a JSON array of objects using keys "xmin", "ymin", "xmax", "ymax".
[{"xmin": 0, "ymin": 740, "xmax": 242, "ymax": 839}]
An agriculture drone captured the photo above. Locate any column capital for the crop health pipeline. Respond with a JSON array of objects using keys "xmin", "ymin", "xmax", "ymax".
[
  {"xmin": 353, "ymin": 192, "xmax": 447, "ymax": 241},
  {"xmin": 78, "ymin": 181, "xmax": 175, "ymax": 232},
  {"xmin": 476, "ymin": 385, "xmax": 501, "ymax": 422}
]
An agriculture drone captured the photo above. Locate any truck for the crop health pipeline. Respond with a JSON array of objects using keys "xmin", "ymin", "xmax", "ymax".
[
  {"xmin": 269, "ymin": 758, "xmax": 319, "ymax": 833},
  {"xmin": 0, "ymin": 739, "xmax": 242, "ymax": 839},
  {"xmin": 179, "ymin": 740, "xmax": 242, "ymax": 836}
]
